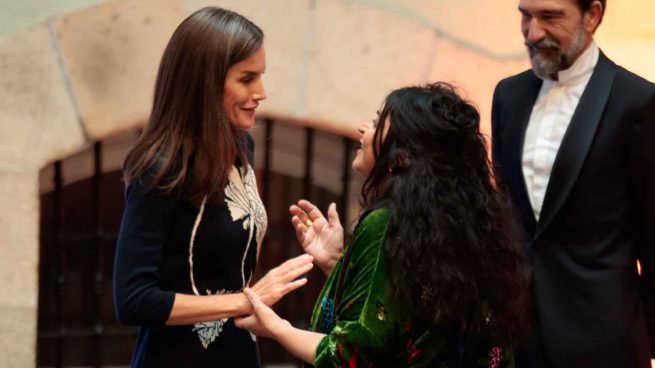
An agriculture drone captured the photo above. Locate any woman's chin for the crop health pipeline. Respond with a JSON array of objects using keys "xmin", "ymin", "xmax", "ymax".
[
  {"xmin": 351, "ymin": 160, "xmax": 368, "ymax": 177},
  {"xmin": 229, "ymin": 117, "xmax": 255, "ymax": 130}
]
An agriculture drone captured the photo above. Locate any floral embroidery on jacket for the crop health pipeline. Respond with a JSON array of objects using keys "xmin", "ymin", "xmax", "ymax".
[{"xmin": 320, "ymin": 297, "xmax": 336, "ymax": 333}]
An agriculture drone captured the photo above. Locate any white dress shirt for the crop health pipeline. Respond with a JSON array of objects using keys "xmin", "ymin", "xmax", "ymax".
[{"xmin": 522, "ymin": 41, "xmax": 599, "ymax": 220}]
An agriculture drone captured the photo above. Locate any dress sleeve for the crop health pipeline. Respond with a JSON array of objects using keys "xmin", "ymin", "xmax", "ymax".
[
  {"xmin": 113, "ymin": 172, "xmax": 177, "ymax": 327},
  {"xmin": 313, "ymin": 210, "xmax": 397, "ymax": 367}
]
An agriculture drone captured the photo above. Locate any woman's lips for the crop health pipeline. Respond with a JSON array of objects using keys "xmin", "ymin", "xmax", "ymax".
[{"xmin": 242, "ymin": 108, "xmax": 256, "ymax": 118}]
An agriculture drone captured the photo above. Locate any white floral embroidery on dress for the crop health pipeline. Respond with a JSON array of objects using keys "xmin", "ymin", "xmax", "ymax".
[
  {"xmin": 193, "ymin": 289, "xmax": 229, "ymax": 349},
  {"xmin": 224, "ymin": 164, "xmax": 268, "ymax": 286},
  {"xmin": 225, "ymin": 164, "xmax": 266, "ymax": 343},
  {"xmin": 187, "ymin": 163, "xmax": 267, "ymax": 349}
]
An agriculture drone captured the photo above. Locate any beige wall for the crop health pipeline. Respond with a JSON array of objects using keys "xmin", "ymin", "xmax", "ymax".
[{"xmin": 0, "ymin": 0, "xmax": 654, "ymax": 366}]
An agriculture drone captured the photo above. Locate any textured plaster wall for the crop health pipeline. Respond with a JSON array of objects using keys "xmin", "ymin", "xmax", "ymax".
[
  {"xmin": 0, "ymin": 0, "xmax": 654, "ymax": 366},
  {"xmin": 0, "ymin": 0, "xmax": 105, "ymax": 37}
]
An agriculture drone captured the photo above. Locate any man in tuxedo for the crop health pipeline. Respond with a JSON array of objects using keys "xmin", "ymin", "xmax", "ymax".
[{"xmin": 491, "ymin": 0, "xmax": 655, "ymax": 366}]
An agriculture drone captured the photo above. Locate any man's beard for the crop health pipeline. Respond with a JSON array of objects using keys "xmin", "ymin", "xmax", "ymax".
[{"xmin": 526, "ymin": 25, "xmax": 586, "ymax": 79}]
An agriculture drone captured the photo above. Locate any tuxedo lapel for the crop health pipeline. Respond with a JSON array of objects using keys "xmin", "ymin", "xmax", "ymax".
[
  {"xmin": 534, "ymin": 52, "xmax": 616, "ymax": 239},
  {"xmin": 507, "ymin": 73, "xmax": 542, "ymax": 234}
]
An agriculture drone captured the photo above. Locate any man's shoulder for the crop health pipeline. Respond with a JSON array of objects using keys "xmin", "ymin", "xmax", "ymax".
[
  {"xmin": 612, "ymin": 63, "xmax": 655, "ymax": 94},
  {"xmin": 598, "ymin": 53, "xmax": 655, "ymax": 105}
]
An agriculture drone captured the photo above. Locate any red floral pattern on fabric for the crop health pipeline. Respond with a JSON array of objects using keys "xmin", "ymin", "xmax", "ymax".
[
  {"xmin": 406, "ymin": 339, "xmax": 422, "ymax": 364},
  {"xmin": 488, "ymin": 346, "xmax": 503, "ymax": 368},
  {"xmin": 337, "ymin": 343, "xmax": 362, "ymax": 368}
]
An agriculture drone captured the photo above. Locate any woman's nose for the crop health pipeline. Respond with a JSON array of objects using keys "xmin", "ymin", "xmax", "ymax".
[
  {"xmin": 357, "ymin": 121, "xmax": 368, "ymax": 134},
  {"xmin": 253, "ymin": 80, "xmax": 267, "ymax": 101}
]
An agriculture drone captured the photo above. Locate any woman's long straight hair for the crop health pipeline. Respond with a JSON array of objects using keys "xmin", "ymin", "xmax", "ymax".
[
  {"xmin": 124, "ymin": 7, "xmax": 263, "ymax": 206},
  {"xmin": 361, "ymin": 83, "xmax": 529, "ymax": 343}
]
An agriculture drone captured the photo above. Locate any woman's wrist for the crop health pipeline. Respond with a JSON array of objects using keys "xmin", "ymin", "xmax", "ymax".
[
  {"xmin": 237, "ymin": 292, "xmax": 252, "ymax": 315},
  {"xmin": 209, "ymin": 292, "xmax": 251, "ymax": 317},
  {"xmin": 271, "ymin": 318, "xmax": 293, "ymax": 339},
  {"xmin": 320, "ymin": 251, "xmax": 342, "ymax": 275}
]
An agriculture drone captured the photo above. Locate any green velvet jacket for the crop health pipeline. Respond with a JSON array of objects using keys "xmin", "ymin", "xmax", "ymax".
[{"xmin": 309, "ymin": 208, "xmax": 514, "ymax": 368}]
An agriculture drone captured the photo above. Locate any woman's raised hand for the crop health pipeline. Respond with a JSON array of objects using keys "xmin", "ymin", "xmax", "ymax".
[
  {"xmin": 250, "ymin": 254, "xmax": 313, "ymax": 307},
  {"xmin": 290, "ymin": 200, "xmax": 344, "ymax": 275}
]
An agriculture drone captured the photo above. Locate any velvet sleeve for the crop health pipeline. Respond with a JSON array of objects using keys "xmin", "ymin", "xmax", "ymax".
[
  {"xmin": 313, "ymin": 209, "xmax": 397, "ymax": 367},
  {"xmin": 113, "ymin": 172, "xmax": 177, "ymax": 327},
  {"xmin": 311, "ymin": 208, "xmax": 516, "ymax": 367}
]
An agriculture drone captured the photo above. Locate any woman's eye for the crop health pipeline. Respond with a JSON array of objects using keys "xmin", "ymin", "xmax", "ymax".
[{"xmin": 240, "ymin": 75, "xmax": 255, "ymax": 84}]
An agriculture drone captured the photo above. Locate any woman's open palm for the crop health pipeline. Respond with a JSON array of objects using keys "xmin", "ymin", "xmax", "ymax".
[{"xmin": 290, "ymin": 200, "xmax": 344, "ymax": 275}]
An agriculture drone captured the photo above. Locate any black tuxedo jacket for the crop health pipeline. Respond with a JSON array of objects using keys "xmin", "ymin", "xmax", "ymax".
[{"xmin": 492, "ymin": 51, "xmax": 655, "ymax": 368}]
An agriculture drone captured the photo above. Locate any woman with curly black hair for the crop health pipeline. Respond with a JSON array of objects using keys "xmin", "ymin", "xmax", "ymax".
[{"xmin": 236, "ymin": 83, "xmax": 529, "ymax": 367}]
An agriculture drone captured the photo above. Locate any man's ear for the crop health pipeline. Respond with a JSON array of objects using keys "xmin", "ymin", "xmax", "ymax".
[{"xmin": 585, "ymin": 0, "xmax": 604, "ymax": 34}]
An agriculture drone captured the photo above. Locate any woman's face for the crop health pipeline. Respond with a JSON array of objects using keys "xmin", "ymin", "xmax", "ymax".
[
  {"xmin": 352, "ymin": 115, "xmax": 388, "ymax": 177},
  {"xmin": 223, "ymin": 46, "xmax": 267, "ymax": 130}
]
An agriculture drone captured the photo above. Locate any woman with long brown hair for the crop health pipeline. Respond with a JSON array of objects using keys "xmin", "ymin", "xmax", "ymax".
[{"xmin": 113, "ymin": 7, "xmax": 313, "ymax": 367}]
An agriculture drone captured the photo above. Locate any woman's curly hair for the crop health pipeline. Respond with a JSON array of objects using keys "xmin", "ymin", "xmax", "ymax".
[{"xmin": 361, "ymin": 82, "xmax": 529, "ymax": 343}]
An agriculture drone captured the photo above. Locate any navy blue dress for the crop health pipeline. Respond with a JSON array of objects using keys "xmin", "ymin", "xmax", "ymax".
[{"xmin": 113, "ymin": 139, "xmax": 267, "ymax": 367}]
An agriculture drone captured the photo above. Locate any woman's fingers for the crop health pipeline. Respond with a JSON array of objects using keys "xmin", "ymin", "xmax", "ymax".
[
  {"xmin": 275, "ymin": 257, "xmax": 314, "ymax": 284},
  {"xmin": 326, "ymin": 202, "xmax": 341, "ymax": 227},
  {"xmin": 297, "ymin": 199, "xmax": 316, "ymax": 212},
  {"xmin": 257, "ymin": 254, "xmax": 312, "ymax": 287},
  {"xmin": 249, "ymin": 254, "xmax": 313, "ymax": 308},
  {"xmin": 291, "ymin": 216, "xmax": 308, "ymax": 240},
  {"xmin": 290, "ymin": 205, "xmax": 311, "ymax": 226},
  {"xmin": 244, "ymin": 287, "xmax": 264, "ymax": 309},
  {"xmin": 265, "ymin": 277, "xmax": 308, "ymax": 308},
  {"xmin": 290, "ymin": 206, "xmax": 316, "ymax": 243},
  {"xmin": 297, "ymin": 200, "xmax": 325, "ymax": 224},
  {"xmin": 280, "ymin": 253, "xmax": 313, "ymax": 269},
  {"xmin": 267, "ymin": 257, "xmax": 313, "ymax": 302},
  {"xmin": 284, "ymin": 262, "xmax": 314, "ymax": 282},
  {"xmin": 289, "ymin": 204, "xmax": 308, "ymax": 218},
  {"xmin": 237, "ymin": 288, "xmax": 290, "ymax": 339},
  {"xmin": 281, "ymin": 277, "xmax": 308, "ymax": 295},
  {"xmin": 234, "ymin": 289, "xmax": 265, "ymax": 331},
  {"xmin": 233, "ymin": 315, "xmax": 251, "ymax": 329}
]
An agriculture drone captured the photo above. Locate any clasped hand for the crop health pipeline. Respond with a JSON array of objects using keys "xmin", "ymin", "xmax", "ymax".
[{"xmin": 236, "ymin": 200, "xmax": 345, "ymax": 339}]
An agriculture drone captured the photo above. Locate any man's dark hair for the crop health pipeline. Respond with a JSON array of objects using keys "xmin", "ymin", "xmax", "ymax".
[
  {"xmin": 578, "ymin": 0, "xmax": 606, "ymax": 13},
  {"xmin": 577, "ymin": 0, "xmax": 605, "ymax": 29}
]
